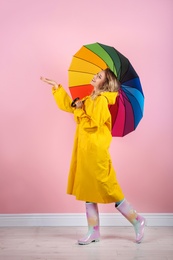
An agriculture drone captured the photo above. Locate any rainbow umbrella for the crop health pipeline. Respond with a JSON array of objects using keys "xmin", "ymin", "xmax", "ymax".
[{"xmin": 68, "ymin": 42, "xmax": 144, "ymax": 137}]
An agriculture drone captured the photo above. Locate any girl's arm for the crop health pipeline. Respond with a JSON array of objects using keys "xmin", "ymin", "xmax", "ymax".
[
  {"xmin": 40, "ymin": 77, "xmax": 74, "ymax": 113},
  {"xmin": 52, "ymin": 85, "xmax": 74, "ymax": 113}
]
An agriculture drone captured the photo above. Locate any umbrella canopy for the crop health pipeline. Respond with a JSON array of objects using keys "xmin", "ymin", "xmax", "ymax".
[{"xmin": 68, "ymin": 42, "xmax": 144, "ymax": 137}]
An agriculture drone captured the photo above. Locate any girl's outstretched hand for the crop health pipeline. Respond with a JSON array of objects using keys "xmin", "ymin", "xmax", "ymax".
[{"xmin": 40, "ymin": 77, "xmax": 59, "ymax": 89}]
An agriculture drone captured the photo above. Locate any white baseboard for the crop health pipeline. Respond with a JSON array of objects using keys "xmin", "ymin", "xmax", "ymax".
[{"xmin": 0, "ymin": 213, "xmax": 173, "ymax": 227}]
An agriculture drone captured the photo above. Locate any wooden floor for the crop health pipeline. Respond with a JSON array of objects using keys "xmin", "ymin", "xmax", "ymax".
[{"xmin": 0, "ymin": 226, "xmax": 173, "ymax": 260}]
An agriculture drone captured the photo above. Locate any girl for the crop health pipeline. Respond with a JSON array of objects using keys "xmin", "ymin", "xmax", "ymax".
[{"xmin": 40, "ymin": 68, "xmax": 145, "ymax": 245}]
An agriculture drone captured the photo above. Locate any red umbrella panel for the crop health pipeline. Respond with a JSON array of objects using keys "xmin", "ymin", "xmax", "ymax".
[{"xmin": 68, "ymin": 42, "xmax": 144, "ymax": 137}]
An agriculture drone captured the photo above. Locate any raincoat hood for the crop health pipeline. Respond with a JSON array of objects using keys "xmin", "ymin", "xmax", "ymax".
[{"xmin": 101, "ymin": 92, "xmax": 118, "ymax": 105}]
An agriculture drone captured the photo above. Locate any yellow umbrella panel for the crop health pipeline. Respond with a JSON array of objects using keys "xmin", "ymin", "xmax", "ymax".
[{"xmin": 68, "ymin": 46, "xmax": 108, "ymax": 99}]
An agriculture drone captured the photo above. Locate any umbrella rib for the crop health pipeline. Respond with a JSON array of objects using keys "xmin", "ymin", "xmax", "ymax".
[
  {"xmin": 72, "ymin": 55, "xmax": 105, "ymax": 70},
  {"xmin": 70, "ymin": 83, "xmax": 92, "ymax": 87},
  {"xmin": 68, "ymin": 69, "xmax": 95, "ymax": 74},
  {"xmin": 116, "ymin": 92, "xmax": 135, "ymax": 136},
  {"xmin": 96, "ymin": 43, "xmax": 118, "ymax": 76},
  {"xmin": 121, "ymin": 86, "xmax": 144, "ymax": 115}
]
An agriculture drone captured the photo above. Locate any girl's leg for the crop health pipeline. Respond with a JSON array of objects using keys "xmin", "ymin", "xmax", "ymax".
[
  {"xmin": 116, "ymin": 199, "xmax": 146, "ymax": 243},
  {"xmin": 78, "ymin": 202, "xmax": 100, "ymax": 245}
]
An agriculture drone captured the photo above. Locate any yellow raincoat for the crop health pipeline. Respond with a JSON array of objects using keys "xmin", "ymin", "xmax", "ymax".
[{"xmin": 52, "ymin": 85, "xmax": 124, "ymax": 203}]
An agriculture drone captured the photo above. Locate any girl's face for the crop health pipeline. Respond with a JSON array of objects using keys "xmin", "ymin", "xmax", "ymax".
[{"xmin": 90, "ymin": 70, "xmax": 106, "ymax": 91}]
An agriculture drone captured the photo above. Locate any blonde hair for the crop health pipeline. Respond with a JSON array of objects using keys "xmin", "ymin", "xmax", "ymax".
[{"xmin": 91, "ymin": 68, "xmax": 120, "ymax": 99}]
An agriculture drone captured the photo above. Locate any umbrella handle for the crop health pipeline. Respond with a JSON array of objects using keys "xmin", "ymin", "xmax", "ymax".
[{"xmin": 71, "ymin": 97, "xmax": 80, "ymax": 107}]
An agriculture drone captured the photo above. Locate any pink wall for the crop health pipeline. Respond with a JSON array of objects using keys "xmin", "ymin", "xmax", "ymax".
[{"xmin": 0, "ymin": 0, "xmax": 173, "ymax": 214}]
